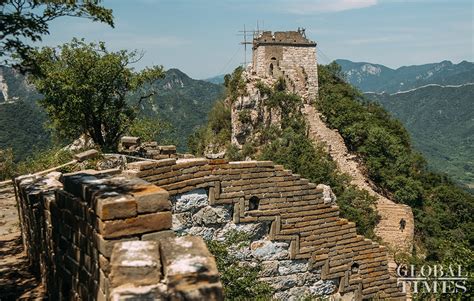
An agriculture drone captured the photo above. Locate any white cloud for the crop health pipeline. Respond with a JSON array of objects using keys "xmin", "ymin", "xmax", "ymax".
[{"xmin": 281, "ymin": 0, "xmax": 378, "ymax": 14}]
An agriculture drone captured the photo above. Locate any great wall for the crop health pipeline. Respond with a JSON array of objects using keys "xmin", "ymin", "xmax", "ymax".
[{"xmin": 0, "ymin": 30, "xmax": 414, "ymax": 300}]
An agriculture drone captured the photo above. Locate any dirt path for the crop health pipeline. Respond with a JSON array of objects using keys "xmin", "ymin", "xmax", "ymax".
[
  {"xmin": 0, "ymin": 183, "xmax": 45, "ymax": 300},
  {"xmin": 302, "ymin": 105, "xmax": 414, "ymax": 264}
]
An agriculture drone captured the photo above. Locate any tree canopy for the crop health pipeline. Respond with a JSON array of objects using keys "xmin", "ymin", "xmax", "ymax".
[
  {"xmin": 28, "ymin": 39, "xmax": 164, "ymax": 151},
  {"xmin": 0, "ymin": 0, "xmax": 114, "ymax": 71}
]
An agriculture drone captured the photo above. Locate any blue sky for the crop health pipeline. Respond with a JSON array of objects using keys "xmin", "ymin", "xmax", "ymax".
[{"xmin": 40, "ymin": 0, "xmax": 473, "ymax": 79}]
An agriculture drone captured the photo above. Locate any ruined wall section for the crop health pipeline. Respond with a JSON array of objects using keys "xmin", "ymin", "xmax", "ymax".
[
  {"xmin": 281, "ymin": 46, "xmax": 318, "ymax": 101},
  {"xmin": 125, "ymin": 158, "xmax": 406, "ymax": 300},
  {"xmin": 15, "ymin": 169, "xmax": 222, "ymax": 300}
]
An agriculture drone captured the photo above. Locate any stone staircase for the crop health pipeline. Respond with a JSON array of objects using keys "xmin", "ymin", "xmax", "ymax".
[{"xmin": 302, "ymin": 104, "xmax": 414, "ymax": 264}]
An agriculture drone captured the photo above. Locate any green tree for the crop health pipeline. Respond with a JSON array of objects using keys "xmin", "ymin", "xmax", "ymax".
[
  {"xmin": 28, "ymin": 39, "xmax": 164, "ymax": 151},
  {"xmin": 1, "ymin": 0, "xmax": 114, "ymax": 71},
  {"xmin": 128, "ymin": 116, "xmax": 173, "ymax": 143}
]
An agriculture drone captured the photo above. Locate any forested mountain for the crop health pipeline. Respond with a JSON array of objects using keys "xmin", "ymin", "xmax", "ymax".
[
  {"xmin": 139, "ymin": 69, "xmax": 224, "ymax": 150},
  {"xmin": 0, "ymin": 66, "xmax": 224, "ymax": 160},
  {"xmin": 337, "ymin": 59, "xmax": 474, "ymax": 93},
  {"xmin": 337, "ymin": 59, "xmax": 474, "ymax": 189},
  {"xmin": 366, "ymin": 84, "xmax": 474, "ymax": 189}
]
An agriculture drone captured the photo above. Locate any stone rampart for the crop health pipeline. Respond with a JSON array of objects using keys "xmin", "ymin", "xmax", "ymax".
[
  {"xmin": 124, "ymin": 157, "xmax": 406, "ymax": 300},
  {"xmin": 15, "ymin": 168, "xmax": 222, "ymax": 300},
  {"xmin": 120, "ymin": 136, "xmax": 177, "ymax": 160}
]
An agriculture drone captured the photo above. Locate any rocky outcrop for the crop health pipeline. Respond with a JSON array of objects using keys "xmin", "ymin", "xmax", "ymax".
[{"xmin": 230, "ymin": 70, "xmax": 282, "ymax": 149}]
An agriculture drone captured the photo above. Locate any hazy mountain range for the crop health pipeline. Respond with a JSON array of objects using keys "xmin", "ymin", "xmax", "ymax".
[
  {"xmin": 338, "ymin": 60, "xmax": 474, "ymax": 188},
  {"xmin": 0, "ymin": 66, "xmax": 224, "ymax": 160},
  {"xmin": 336, "ymin": 59, "xmax": 474, "ymax": 93}
]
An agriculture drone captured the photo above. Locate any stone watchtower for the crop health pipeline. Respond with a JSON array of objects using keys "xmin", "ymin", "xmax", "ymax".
[{"xmin": 251, "ymin": 28, "xmax": 318, "ymax": 102}]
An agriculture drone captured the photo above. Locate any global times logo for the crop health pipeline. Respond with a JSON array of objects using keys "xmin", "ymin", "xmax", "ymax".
[{"xmin": 397, "ymin": 264, "xmax": 469, "ymax": 295}]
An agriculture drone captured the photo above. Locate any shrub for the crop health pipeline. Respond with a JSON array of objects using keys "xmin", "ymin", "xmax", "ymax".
[{"xmin": 206, "ymin": 231, "xmax": 273, "ymax": 300}]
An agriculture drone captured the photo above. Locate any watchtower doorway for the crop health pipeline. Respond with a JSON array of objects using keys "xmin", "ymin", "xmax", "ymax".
[{"xmin": 269, "ymin": 57, "xmax": 278, "ymax": 77}]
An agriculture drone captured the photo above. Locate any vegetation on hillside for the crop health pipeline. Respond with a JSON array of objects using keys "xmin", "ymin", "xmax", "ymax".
[
  {"xmin": 206, "ymin": 230, "xmax": 273, "ymax": 300},
  {"xmin": 317, "ymin": 62, "xmax": 473, "ymax": 278},
  {"xmin": 338, "ymin": 59, "xmax": 474, "ymax": 190},
  {"xmin": 0, "ymin": 99, "xmax": 52, "ymax": 161},
  {"xmin": 139, "ymin": 69, "xmax": 225, "ymax": 151},
  {"xmin": 0, "ymin": 66, "xmax": 223, "ymax": 162},
  {"xmin": 367, "ymin": 85, "xmax": 474, "ymax": 190}
]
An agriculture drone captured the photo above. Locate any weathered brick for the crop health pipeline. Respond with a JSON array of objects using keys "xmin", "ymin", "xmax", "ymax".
[
  {"xmin": 121, "ymin": 136, "xmax": 141, "ymax": 146},
  {"xmin": 97, "ymin": 212, "xmax": 172, "ymax": 239},
  {"xmin": 74, "ymin": 149, "xmax": 99, "ymax": 162},
  {"xmin": 130, "ymin": 184, "xmax": 170, "ymax": 214},
  {"xmin": 94, "ymin": 232, "xmax": 136, "ymax": 258},
  {"xmin": 95, "ymin": 193, "xmax": 137, "ymax": 220},
  {"xmin": 109, "ymin": 241, "xmax": 161, "ymax": 287},
  {"xmin": 141, "ymin": 230, "xmax": 175, "ymax": 241}
]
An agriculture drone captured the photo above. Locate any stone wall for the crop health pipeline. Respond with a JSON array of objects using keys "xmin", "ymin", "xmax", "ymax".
[
  {"xmin": 15, "ymin": 168, "xmax": 222, "ymax": 300},
  {"xmin": 120, "ymin": 136, "xmax": 177, "ymax": 160},
  {"xmin": 124, "ymin": 157, "xmax": 407, "ymax": 300}
]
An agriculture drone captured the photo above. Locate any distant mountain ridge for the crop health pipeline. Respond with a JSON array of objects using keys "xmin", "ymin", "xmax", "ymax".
[
  {"xmin": 140, "ymin": 68, "xmax": 224, "ymax": 150},
  {"xmin": 203, "ymin": 74, "xmax": 225, "ymax": 85},
  {"xmin": 0, "ymin": 66, "xmax": 223, "ymax": 160},
  {"xmin": 336, "ymin": 59, "xmax": 474, "ymax": 93},
  {"xmin": 341, "ymin": 59, "xmax": 474, "ymax": 189}
]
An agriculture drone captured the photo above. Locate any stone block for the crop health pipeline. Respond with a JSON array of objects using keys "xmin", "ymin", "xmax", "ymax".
[
  {"xmin": 121, "ymin": 136, "xmax": 141, "ymax": 146},
  {"xmin": 74, "ymin": 149, "xmax": 100, "ymax": 162},
  {"xmin": 94, "ymin": 232, "xmax": 136, "ymax": 258},
  {"xmin": 109, "ymin": 284, "xmax": 166, "ymax": 301},
  {"xmin": 131, "ymin": 184, "xmax": 170, "ymax": 214},
  {"xmin": 99, "ymin": 253, "xmax": 110, "ymax": 273},
  {"xmin": 109, "ymin": 241, "xmax": 161, "ymax": 288},
  {"xmin": 158, "ymin": 145, "xmax": 176, "ymax": 154},
  {"xmin": 160, "ymin": 236, "xmax": 219, "ymax": 284},
  {"xmin": 95, "ymin": 193, "xmax": 137, "ymax": 221},
  {"xmin": 141, "ymin": 230, "xmax": 176, "ymax": 241},
  {"xmin": 160, "ymin": 236, "xmax": 223, "ymax": 300},
  {"xmin": 97, "ymin": 211, "xmax": 172, "ymax": 239},
  {"xmin": 173, "ymin": 188, "xmax": 208, "ymax": 213},
  {"xmin": 127, "ymin": 160, "xmax": 158, "ymax": 171},
  {"xmin": 61, "ymin": 172, "xmax": 96, "ymax": 200}
]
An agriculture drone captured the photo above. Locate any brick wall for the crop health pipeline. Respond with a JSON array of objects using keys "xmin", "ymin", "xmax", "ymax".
[
  {"xmin": 125, "ymin": 157, "xmax": 407, "ymax": 300},
  {"xmin": 120, "ymin": 136, "xmax": 177, "ymax": 160},
  {"xmin": 15, "ymin": 168, "xmax": 222, "ymax": 300}
]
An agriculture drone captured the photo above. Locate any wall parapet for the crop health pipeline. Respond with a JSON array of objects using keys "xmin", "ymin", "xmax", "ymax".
[{"xmin": 15, "ymin": 166, "xmax": 222, "ymax": 300}]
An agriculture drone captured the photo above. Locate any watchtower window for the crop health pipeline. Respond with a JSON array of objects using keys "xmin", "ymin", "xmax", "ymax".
[
  {"xmin": 249, "ymin": 196, "xmax": 260, "ymax": 211},
  {"xmin": 269, "ymin": 63, "xmax": 274, "ymax": 76},
  {"xmin": 351, "ymin": 262, "xmax": 360, "ymax": 274}
]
